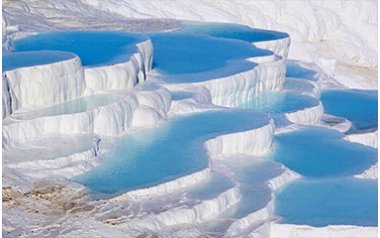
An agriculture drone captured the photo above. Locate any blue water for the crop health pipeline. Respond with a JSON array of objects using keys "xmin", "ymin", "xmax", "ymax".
[
  {"xmin": 321, "ymin": 89, "xmax": 378, "ymax": 131},
  {"xmin": 286, "ymin": 61, "xmax": 317, "ymax": 80},
  {"xmin": 276, "ymin": 178, "xmax": 378, "ymax": 227},
  {"xmin": 12, "ymin": 94, "xmax": 118, "ymax": 120},
  {"xmin": 149, "ymin": 33, "xmax": 272, "ymax": 82},
  {"xmin": 187, "ymin": 172, "xmax": 235, "ymax": 200},
  {"xmin": 177, "ymin": 22, "xmax": 289, "ymax": 43},
  {"xmin": 240, "ymin": 91, "xmax": 319, "ymax": 114},
  {"xmin": 74, "ymin": 109, "xmax": 270, "ymax": 195},
  {"xmin": 3, "ymin": 50, "xmax": 76, "ymax": 71},
  {"xmin": 13, "ymin": 31, "xmax": 146, "ymax": 67},
  {"xmin": 272, "ymin": 127, "xmax": 377, "ymax": 177},
  {"xmin": 171, "ymin": 91, "xmax": 195, "ymax": 100},
  {"xmin": 284, "ymin": 78, "xmax": 319, "ymax": 97}
]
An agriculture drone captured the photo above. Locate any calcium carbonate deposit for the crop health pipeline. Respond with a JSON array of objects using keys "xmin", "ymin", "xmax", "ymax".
[{"xmin": 2, "ymin": 1, "xmax": 378, "ymax": 237}]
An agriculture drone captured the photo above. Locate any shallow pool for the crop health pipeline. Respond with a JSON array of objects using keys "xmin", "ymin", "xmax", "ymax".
[
  {"xmin": 275, "ymin": 178, "xmax": 378, "ymax": 227},
  {"xmin": 272, "ymin": 127, "xmax": 377, "ymax": 177},
  {"xmin": 149, "ymin": 33, "xmax": 272, "ymax": 82},
  {"xmin": 240, "ymin": 91, "xmax": 319, "ymax": 114},
  {"xmin": 321, "ymin": 89, "xmax": 378, "ymax": 132},
  {"xmin": 285, "ymin": 61, "xmax": 317, "ymax": 80},
  {"xmin": 3, "ymin": 50, "xmax": 76, "ymax": 71},
  {"xmin": 13, "ymin": 31, "xmax": 147, "ymax": 67},
  {"xmin": 283, "ymin": 78, "xmax": 319, "ymax": 97},
  {"xmin": 11, "ymin": 94, "xmax": 119, "ymax": 120},
  {"xmin": 74, "ymin": 109, "xmax": 270, "ymax": 195}
]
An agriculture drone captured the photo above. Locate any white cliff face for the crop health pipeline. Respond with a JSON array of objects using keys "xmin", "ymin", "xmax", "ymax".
[{"xmin": 3, "ymin": 54, "xmax": 85, "ymax": 113}]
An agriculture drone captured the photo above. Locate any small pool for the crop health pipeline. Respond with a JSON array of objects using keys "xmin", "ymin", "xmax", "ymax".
[
  {"xmin": 149, "ymin": 33, "xmax": 272, "ymax": 82},
  {"xmin": 321, "ymin": 89, "xmax": 378, "ymax": 132},
  {"xmin": 11, "ymin": 94, "xmax": 119, "ymax": 120},
  {"xmin": 3, "ymin": 50, "xmax": 76, "ymax": 71},
  {"xmin": 74, "ymin": 109, "xmax": 270, "ymax": 195},
  {"xmin": 240, "ymin": 91, "xmax": 319, "ymax": 114},
  {"xmin": 275, "ymin": 178, "xmax": 378, "ymax": 227},
  {"xmin": 13, "ymin": 31, "xmax": 147, "ymax": 67},
  {"xmin": 272, "ymin": 127, "xmax": 377, "ymax": 177},
  {"xmin": 285, "ymin": 61, "xmax": 317, "ymax": 80},
  {"xmin": 176, "ymin": 22, "xmax": 289, "ymax": 43},
  {"xmin": 283, "ymin": 78, "xmax": 319, "ymax": 97}
]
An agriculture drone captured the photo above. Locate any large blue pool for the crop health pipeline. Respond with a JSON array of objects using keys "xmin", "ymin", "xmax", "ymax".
[
  {"xmin": 13, "ymin": 31, "xmax": 147, "ymax": 67},
  {"xmin": 271, "ymin": 127, "xmax": 377, "ymax": 177},
  {"xmin": 74, "ymin": 109, "xmax": 270, "ymax": 195},
  {"xmin": 276, "ymin": 178, "xmax": 378, "ymax": 227},
  {"xmin": 149, "ymin": 33, "xmax": 272, "ymax": 82},
  {"xmin": 321, "ymin": 89, "xmax": 378, "ymax": 132}
]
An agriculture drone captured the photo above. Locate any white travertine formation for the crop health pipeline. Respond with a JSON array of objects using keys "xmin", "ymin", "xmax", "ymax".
[
  {"xmin": 285, "ymin": 101, "xmax": 324, "ymax": 125},
  {"xmin": 253, "ymin": 37, "xmax": 291, "ymax": 60},
  {"xmin": 3, "ymin": 86, "xmax": 171, "ymax": 149},
  {"xmin": 194, "ymin": 56, "xmax": 286, "ymax": 107},
  {"xmin": 345, "ymin": 130, "xmax": 378, "ymax": 148},
  {"xmin": 3, "ymin": 55, "xmax": 85, "ymax": 113}
]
